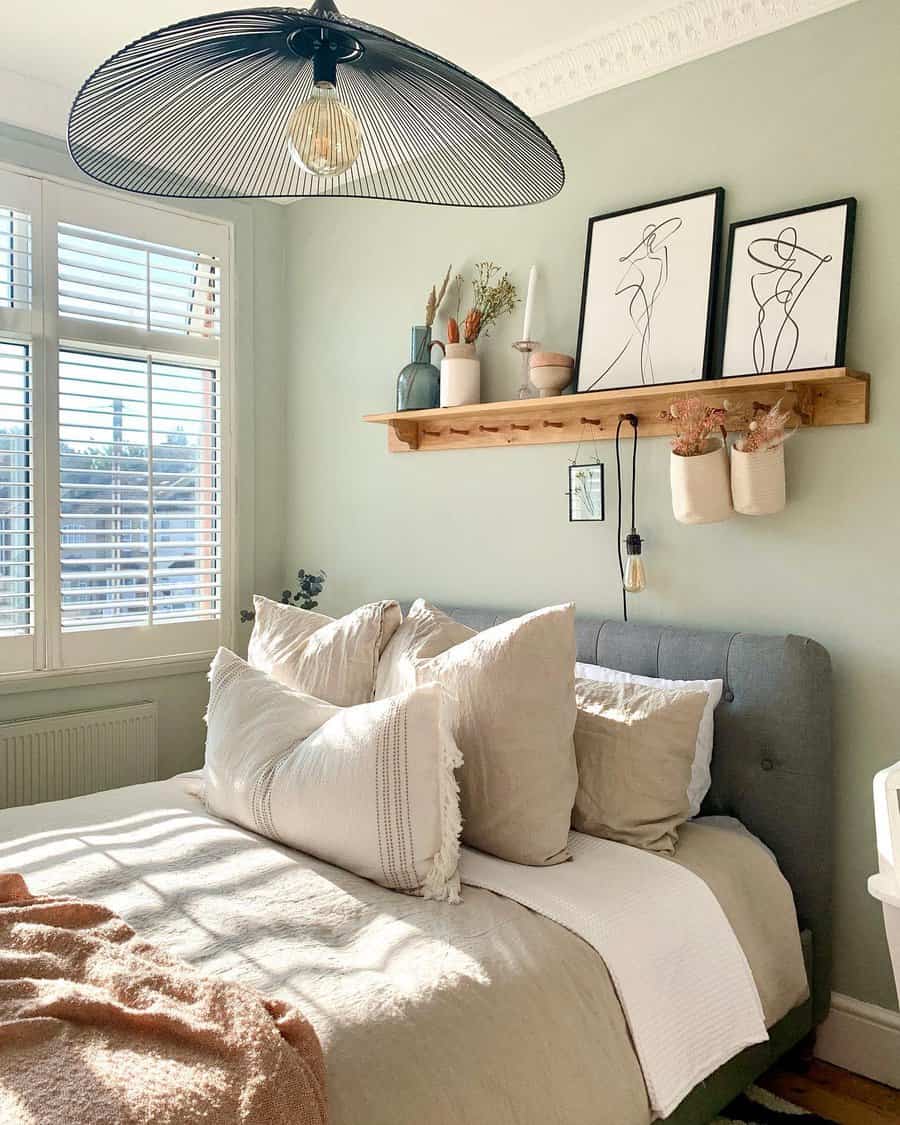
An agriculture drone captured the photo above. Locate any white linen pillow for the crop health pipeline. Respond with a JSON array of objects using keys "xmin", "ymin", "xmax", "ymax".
[
  {"xmin": 375, "ymin": 599, "xmax": 476, "ymax": 699},
  {"xmin": 575, "ymin": 661, "xmax": 723, "ymax": 817},
  {"xmin": 248, "ymin": 596, "xmax": 401, "ymax": 706},
  {"xmin": 205, "ymin": 648, "xmax": 462, "ymax": 902}
]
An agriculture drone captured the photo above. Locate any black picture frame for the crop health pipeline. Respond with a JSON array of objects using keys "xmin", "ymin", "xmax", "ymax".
[
  {"xmin": 568, "ymin": 463, "xmax": 605, "ymax": 522},
  {"xmin": 574, "ymin": 186, "xmax": 724, "ymax": 395},
  {"xmin": 719, "ymin": 197, "xmax": 856, "ymax": 378}
]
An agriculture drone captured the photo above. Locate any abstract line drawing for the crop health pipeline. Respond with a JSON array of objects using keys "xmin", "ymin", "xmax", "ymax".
[
  {"xmin": 720, "ymin": 198, "xmax": 855, "ymax": 380},
  {"xmin": 584, "ymin": 216, "xmax": 683, "ymax": 390},
  {"xmin": 576, "ymin": 187, "xmax": 723, "ymax": 394},
  {"xmin": 746, "ymin": 226, "xmax": 832, "ymax": 373}
]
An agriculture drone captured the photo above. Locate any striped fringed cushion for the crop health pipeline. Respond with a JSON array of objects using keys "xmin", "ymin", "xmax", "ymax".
[{"xmin": 204, "ymin": 648, "xmax": 462, "ymax": 902}]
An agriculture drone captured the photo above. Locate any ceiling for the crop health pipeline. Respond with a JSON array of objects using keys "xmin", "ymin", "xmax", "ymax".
[
  {"xmin": 0, "ymin": 0, "xmax": 857, "ymax": 138},
  {"xmin": 2, "ymin": 1, "xmax": 656, "ymax": 90}
]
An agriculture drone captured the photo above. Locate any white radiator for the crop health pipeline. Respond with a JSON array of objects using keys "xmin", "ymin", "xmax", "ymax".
[{"xmin": 0, "ymin": 702, "xmax": 158, "ymax": 809}]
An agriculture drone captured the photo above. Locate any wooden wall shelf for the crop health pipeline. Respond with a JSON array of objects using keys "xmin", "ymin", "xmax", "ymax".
[{"xmin": 364, "ymin": 368, "xmax": 869, "ymax": 453}]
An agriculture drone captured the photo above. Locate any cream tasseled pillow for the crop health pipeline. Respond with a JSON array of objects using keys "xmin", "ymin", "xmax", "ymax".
[
  {"xmin": 403, "ymin": 602, "xmax": 578, "ymax": 867},
  {"xmin": 573, "ymin": 678, "xmax": 708, "ymax": 854},
  {"xmin": 248, "ymin": 596, "xmax": 401, "ymax": 706},
  {"xmin": 205, "ymin": 649, "xmax": 463, "ymax": 902},
  {"xmin": 375, "ymin": 599, "xmax": 476, "ymax": 699}
]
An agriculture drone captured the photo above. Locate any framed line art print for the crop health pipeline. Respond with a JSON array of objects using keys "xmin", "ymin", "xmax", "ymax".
[
  {"xmin": 720, "ymin": 198, "xmax": 856, "ymax": 378},
  {"xmin": 575, "ymin": 187, "xmax": 724, "ymax": 393}
]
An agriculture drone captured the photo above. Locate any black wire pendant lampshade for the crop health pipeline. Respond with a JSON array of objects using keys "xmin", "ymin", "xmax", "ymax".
[{"xmin": 68, "ymin": 1, "xmax": 566, "ymax": 206}]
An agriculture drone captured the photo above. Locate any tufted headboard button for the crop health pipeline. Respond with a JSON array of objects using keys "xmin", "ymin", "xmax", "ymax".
[
  {"xmin": 724, "ymin": 689, "xmax": 735, "ymax": 703},
  {"xmin": 761, "ymin": 757, "xmax": 775, "ymax": 772}
]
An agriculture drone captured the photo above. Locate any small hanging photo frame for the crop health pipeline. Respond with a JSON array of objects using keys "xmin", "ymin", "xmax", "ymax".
[{"xmin": 569, "ymin": 463, "xmax": 605, "ymax": 522}]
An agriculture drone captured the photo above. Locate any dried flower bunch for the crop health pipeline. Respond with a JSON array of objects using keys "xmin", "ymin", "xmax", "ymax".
[
  {"xmin": 664, "ymin": 396, "xmax": 727, "ymax": 457},
  {"xmin": 424, "ymin": 266, "xmax": 452, "ymax": 329},
  {"xmin": 450, "ymin": 262, "xmax": 518, "ymax": 344},
  {"xmin": 462, "ymin": 308, "xmax": 482, "ymax": 343},
  {"xmin": 737, "ymin": 399, "xmax": 796, "ymax": 453}
]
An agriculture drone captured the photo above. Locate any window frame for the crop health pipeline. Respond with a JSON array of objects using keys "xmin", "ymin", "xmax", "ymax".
[{"xmin": 0, "ymin": 164, "xmax": 236, "ymax": 679}]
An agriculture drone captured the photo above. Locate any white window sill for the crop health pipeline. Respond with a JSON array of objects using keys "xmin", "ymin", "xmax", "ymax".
[{"xmin": 0, "ymin": 652, "xmax": 218, "ymax": 696}]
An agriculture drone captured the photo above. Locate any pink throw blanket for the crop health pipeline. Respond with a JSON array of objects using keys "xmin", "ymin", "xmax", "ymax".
[{"xmin": 0, "ymin": 873, "xmax": 327, "ymax": 1125}]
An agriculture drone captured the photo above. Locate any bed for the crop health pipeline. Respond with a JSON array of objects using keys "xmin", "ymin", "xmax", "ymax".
[
  {"xmin": 441, "ymin": 608, "xmax": 834, "ymax": 1122},
  {"xmin": 0, "ymin": 610, "xmax": 833, "ymax": 1125}
]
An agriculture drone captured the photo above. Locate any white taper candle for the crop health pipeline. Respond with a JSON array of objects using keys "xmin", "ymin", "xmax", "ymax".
[{"xmin": 522, "ymin": 265, "xmax": 537, "ymax": 342}]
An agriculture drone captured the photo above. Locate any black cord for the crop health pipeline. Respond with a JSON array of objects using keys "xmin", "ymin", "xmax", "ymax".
[
  {"xmin": 630, "ymin": 417, "xmax": 638, "ymax": 535},
  {"xmin": 612, "ymin": 418, "xmax": 625, "ymax": 625},
  {"xmin": 615, "ymin": 414, "xmax": 639, "ymax": 623}
]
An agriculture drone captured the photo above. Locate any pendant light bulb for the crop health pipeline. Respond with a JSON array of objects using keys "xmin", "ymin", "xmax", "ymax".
[
  {"xmin": 286, "ymin": 82, "xmax": 362, "ymax": 178},
  {"xmin": 623, "ymin": 532, "xmax": 646, "ymax": 594}
]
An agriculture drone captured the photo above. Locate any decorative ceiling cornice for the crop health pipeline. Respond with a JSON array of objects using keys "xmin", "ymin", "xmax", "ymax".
[{"xmin": 491, "ymin": 0, "xmax": 861, "ymax": 118}]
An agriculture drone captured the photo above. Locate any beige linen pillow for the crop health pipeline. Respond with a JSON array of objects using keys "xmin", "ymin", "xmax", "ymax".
[
  {"xmin": 575, "ymin": 661, "xmax": 723, "ymax": 817},
  {"xmin": 573, "ymin": 678, "xmax": 708, "ymax": 854},
  {"xmin": 248, "ymin": 596, "xmax": 401, "ymax": 706},
  {"xmin": 410, "ymin": 603, "xmax": 577, "ymax": 867},
  {"xmin": 205, "ymin": 649, "xmax": 463, "ymax": 902},
  {"xmin": 375, "ymin": 599, "xmax": 476, "ymax": 699}
]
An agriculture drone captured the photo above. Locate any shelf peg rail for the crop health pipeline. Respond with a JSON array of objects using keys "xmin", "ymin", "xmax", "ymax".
[{"xmin": 370, "ymin": 368, "xmax": 869, "ymax": 453}]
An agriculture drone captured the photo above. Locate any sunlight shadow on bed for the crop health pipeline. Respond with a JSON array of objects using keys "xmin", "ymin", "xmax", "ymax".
[{"xmin": 0, "ymin": 799, "xmax": 494, "ymax": 1023}]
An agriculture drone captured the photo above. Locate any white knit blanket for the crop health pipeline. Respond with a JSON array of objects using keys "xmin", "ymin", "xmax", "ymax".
[{"xmin": 460, "ymin": 831, "xmax": 768, "ymax": 1118}]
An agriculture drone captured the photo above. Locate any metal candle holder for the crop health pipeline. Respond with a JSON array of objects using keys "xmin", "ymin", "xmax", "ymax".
[{"xmin": 513, "ymin": 339, "xmax": 539, "ymax": 399}]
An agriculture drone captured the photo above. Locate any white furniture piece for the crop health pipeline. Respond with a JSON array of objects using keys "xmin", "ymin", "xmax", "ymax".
[{"xmin": 870, "ymin": 760, "xmax": 900, "ymax": 1007}]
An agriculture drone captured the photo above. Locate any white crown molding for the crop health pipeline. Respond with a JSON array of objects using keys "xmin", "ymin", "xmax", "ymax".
[
  {"xmin": 815, "ymin": 991, "xmax": 900, "ymax": 1089},
  {"xmin": 491, "ymin": 0, "xmax": 862, "ymax": 118}
]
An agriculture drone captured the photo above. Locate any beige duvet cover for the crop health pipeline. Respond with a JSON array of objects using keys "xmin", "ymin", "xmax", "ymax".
[{"xmin": 0, "ymin": 777, "xmax": 807, "ymax": 1125}]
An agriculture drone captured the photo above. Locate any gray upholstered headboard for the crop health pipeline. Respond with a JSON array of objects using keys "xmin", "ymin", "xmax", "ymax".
[{"xmin": 435, "ymin": 605, "xmax": 834, "ymax": 1025}]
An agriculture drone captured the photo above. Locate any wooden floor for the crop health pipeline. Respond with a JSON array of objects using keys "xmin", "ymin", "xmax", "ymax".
[{"xmin": 759, "ymin": 1059, "xmax": 900, "ymax": 1124}]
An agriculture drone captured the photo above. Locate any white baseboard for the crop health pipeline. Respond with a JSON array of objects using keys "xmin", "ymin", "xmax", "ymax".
[{"xmin": 814, "ymin": 992, "xmax": 900, "ymax": 1089}]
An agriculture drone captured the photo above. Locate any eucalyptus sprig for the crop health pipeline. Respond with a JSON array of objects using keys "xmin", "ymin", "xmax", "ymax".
[{"xmin": 240, "ymin": 567, "xmax": 327, "ymax": 624}]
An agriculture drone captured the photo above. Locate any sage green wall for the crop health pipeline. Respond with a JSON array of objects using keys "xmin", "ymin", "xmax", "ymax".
[
  {"xmin": 0, "ymin": 125, "xmax": 288, "ymax": 779},
  {"xmin": 284, "ymin": 0, "xmax": 899, "ymax": 1010}
]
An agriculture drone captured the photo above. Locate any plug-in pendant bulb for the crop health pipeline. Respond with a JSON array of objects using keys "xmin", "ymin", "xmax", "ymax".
[
  {"xmin": 615, "ymin": 414, "xmax": 645, "ymax": 620},
  {"xmin": 285, "ymin": 22, "xmax": 363, "ymax": 178},
  {"xmin": 623, "ymin": 531, "xmax": 646, "ymax": 594},
  {"xmin": 286, "ymin": 82, "xmax": 362, "ymax": 177}
]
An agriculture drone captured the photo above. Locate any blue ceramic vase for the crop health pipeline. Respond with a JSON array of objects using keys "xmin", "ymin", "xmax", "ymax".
[{"xmin": 396, "ymin": 326, "xmax": 441, "ymax": 411}]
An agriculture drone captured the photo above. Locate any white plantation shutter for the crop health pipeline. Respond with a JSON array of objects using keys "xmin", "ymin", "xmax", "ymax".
[
  {"xmin": 58, "ymin": 224, "xmax": 220, "ymax": 339},
  {"xmin": 48, "ymin": 184, "xmax": 229, "ymax": 668},
  {"xmin": 0, "ymin": 170, "xmax": 232, "ymax": 676},
  {"xmin": 150, "ymin": 359, "xmax": 220, "ymax": 623},
  {"xmin": 58, "ymin": 350, "xmax": 220, "ymax": 632},
  {"xmin": 0, "ymin": 342, "xmax": 32, "ymax": 638},
  {"xmin": 0, "ymin": 206, "xmax": 32, "ymax": 311},
  {"xmin": 0, "ymin": 170, "xmax": 41, "ymax": 673}
]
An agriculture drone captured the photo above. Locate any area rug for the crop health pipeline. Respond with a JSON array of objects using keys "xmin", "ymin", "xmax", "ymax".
[{"xmin": 714, "ymin": 1085, "xmax": 837, "ymax": 1123}]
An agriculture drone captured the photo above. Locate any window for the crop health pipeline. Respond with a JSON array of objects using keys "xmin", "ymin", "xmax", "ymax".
[
  {"xmin": 0, "ymin": 341, "xmax": 31, "ymax": 641},
  {"xmin": 0, "ymin": 205, "xmax": 31, "ymax": 310},
  {"xmin": 0, "ymin": 168, "xmax": 232, "ymax": 675}
]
